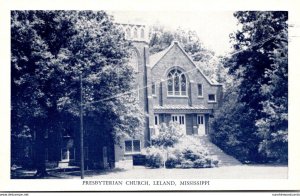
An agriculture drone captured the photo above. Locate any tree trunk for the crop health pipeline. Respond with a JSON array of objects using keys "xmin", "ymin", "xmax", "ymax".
[{"xmin": 34, "ymin": 126, "xmax": 48, "ymax": 178}]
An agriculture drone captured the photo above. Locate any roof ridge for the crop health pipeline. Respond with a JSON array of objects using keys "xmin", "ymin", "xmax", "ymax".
[
  {"xmin": 149, "ymin": 44, "xmax": 174, "ymax": 67},
  {"xmin": 149, "ymin": 41, "xmax": 222, "ymax": 86}
]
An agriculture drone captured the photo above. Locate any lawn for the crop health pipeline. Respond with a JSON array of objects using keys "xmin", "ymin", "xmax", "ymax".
[{"xmin": 35, "ymin": 164, "xmax": 288, "ymax": 179}]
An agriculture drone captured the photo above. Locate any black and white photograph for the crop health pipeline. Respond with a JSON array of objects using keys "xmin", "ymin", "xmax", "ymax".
[{"xmin": 1, "ymin": 0, "xmax": 300, "ymax": 193}]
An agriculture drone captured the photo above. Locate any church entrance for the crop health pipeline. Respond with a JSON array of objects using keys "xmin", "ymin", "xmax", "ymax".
[
  {"xmin": 197, "ymin": 114, "xmax": 205, "ymax": 136},
  {"xmin": 171, "ymin": 114, "xmax": 186, "ymax": 134}
]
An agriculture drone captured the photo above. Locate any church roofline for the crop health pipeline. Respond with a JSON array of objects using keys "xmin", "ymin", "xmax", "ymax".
[{"xmin": 149, "ymin": 41, "xmax": 222, "ymax": 86}]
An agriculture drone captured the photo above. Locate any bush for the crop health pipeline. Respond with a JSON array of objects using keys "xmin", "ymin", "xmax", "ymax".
[
  {"xmin": 180, "ymin": 160, "xmax": 194, "ymax": 168},
  {"xmin": 210, "ymin": 97, "xmax": 264, "ymax": 163},
  {"xmin": 152, "ymin": 122, "xmax": 183, "ymax": 147},
  {"xmin": 165, "ymin": 153, "xmax": 180, "ymax": 168},
  {"xmin": 182, "ymin": 149, "xmax": 202, "ymax": 162},
  {"xmin": 143, "ymin": 146, "xmax": 164, "ymax": 168},
  {"xmin": 143, "ymin": 132, "xmax": 220, "ymax": 169},
  {"xmin": 164, "ymin": 136, "xmax": 219, "ymax": 169},
  {"xmin": 193, "ymin": 159, "xmax": 206, "ymax": 168}
]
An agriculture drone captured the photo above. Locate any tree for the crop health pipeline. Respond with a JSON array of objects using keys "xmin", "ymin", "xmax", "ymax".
[
  {"xmin": 11, "ymin": 11, "xmax": 143, "ymax": 177},
  {"xmin": 11, "ymin": 10, "xmax": 75, "ymax": 176},
  {"xmin": 211, "ymin": 11, "xmax": 288, "ymax": 163},
  {"xmin": 148, "ymin": 25, "xmax": 226, "ymax": 83},
  {"xmin": 210, "ymin": 80, "xmax": 262, "ymax": 162},
  {"xmin": 255, "ymin": 27, "xmax": 288, "ymax": 162}
]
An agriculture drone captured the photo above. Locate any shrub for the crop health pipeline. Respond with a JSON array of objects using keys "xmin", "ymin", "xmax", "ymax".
[
  {"xmin": 193, "ymin": 159, "xmax": 206, "ymax": 168},
  {"xmin": 143, "ymin": 135, "xmax": 220, "ymax": 169},
  {"xmin": 152, "ymin": 122, "xmax": 183, "ymax": 147},
  {"xmin": 180, "ymin": 160, "xmax": 194, "ymax": 168},
  {"xmin": 165, "ymin": 153, "xmax": 180, "ymax": 168},
  {"xmin": 182, "ymin": 149, "xmax": 202, "ymax": 161},
  {"xmin": 143, "ymin": 146, "xmax": 164, "ymax": 168},
  {"xmin": 165, "ymin": 136, "xmax": 219, "ymax": 168}
]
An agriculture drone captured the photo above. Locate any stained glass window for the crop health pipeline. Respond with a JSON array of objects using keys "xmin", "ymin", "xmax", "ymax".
[{"xmin": 167, "ymin": 68, "xmax": 187, "ymax": 96}]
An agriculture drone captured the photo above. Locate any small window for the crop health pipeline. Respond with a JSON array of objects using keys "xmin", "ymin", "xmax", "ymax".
[
  {"xmin": 133, "ymin": 140, "xmax": 141, "ymax": 152},
  {"xmin": 208, "ymin": 94, "xmax": 216, "ymax": 102},
  {"xmin": 152, "ymin": 82, "xmax": 156, "ymax": 95},
  {"xmin": 198, "ymin": 84, "xmax": 203, "ymax": 97},
  {"xmin": 125, "ymin": 140, "xmax": 141, "ymax": 153},
  {"xmin": 125, "ymin": 141, "xmax": 132, "ymax": 152},
  {"xmin": 197, "ymin": 115, "xmax": 204, "ymax": 125},
  {"xmin": 171, "ymin": 115, "xmax": 185, "ymax": 125},
  {"xmin": 154, "ymin": 115, "xmax": 159, "ymax": 126},
  {"xmin": 181, "ymin": 116, "xmax": 184, "ymax": 124}
]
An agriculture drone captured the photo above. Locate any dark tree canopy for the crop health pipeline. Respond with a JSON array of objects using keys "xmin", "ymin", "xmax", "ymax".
[
  {"xmin": 11, "ymin": 10, "xmax": 144, "ymax": 176},
  {"xmin": 211, "ymin": 11, "xmax": 288, "ymax": 163}
]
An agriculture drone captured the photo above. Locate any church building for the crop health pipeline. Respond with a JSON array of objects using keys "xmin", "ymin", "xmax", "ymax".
[
  {"xmin": 114, "ymin": 23, "xmax": 223, "ymax": 167},
  {"xmin": 13, "ymin": 23, "xmax": 223, "ymax": 171}
]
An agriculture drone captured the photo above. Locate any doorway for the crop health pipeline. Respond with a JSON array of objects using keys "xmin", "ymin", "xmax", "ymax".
[{"xmin": 197, "ymin": 114, "xmax": 205, "ymax": 136}]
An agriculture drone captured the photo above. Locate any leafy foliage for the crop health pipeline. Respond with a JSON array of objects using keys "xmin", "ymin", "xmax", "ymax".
[
  {"xmin": 210, "ymin": 84, "xmax": 262, "ymax": 162},
  {"xmin": 151, "ymin": 121, "xmax": 183, "ymax": 147},
  {"xmin": 143, "ymin": 146, "xmax": 165, "ymax": 168},
  {"xmin": 11, "ymin": 11, "xmax": 144, "ymax": 174},
  {"xmin": 255, "ymin": 28, "xmax": 288, "ymax": 162},
  {"xmin": 210, "ymin": 11, "xmax": 288, "ymax": 163},
  {"xmin": 165, "ymin": 136, "xmax": 219, "ymax": 168},
  {"xmin": 143, "ymin": 134, "xmax": 219, "ymax": 169}
]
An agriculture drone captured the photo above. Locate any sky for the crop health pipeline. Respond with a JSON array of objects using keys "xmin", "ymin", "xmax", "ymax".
[{"xmin": 109, "ymin": 11, "xmax": 239, "ymax": 56}]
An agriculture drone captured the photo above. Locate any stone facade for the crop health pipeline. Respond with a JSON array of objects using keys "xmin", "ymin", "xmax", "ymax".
[{"xmin": 114, "ymin": 24, "xmax": 223, "ymax": 167}]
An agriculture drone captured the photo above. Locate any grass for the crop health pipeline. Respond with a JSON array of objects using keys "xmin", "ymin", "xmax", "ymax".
[{"xmin": 11, "ymin": 164, "xmax": 288, "ymax": 179}]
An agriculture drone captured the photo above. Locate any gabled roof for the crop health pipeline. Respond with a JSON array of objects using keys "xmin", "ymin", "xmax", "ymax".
[
  {"xmin": 149, "ymin": 41, "xmax": 222, "ymax": 86},
  {"xmin": 149, "ymin": 44, "xmax": 173, "ymax": 68}
]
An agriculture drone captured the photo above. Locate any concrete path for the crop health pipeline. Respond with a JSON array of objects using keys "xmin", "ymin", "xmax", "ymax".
[{"xmin": 198, "ymin": 135, "xmax": 242, "ymax": 166}]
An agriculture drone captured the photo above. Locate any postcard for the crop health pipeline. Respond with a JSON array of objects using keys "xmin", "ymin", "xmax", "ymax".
[{"xmin": 1, "ymin": 0, "xmax": 300, "ymax": 193}]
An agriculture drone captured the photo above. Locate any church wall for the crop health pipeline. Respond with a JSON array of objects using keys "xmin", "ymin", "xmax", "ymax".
[{"xmin": 151, "ymin": 43, "xmax": 222, "ymax": 109}]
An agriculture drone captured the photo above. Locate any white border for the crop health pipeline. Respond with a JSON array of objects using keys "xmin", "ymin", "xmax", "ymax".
[{"xmin": 1, "ymin": 0, "xmax": 300, "ymax": 192}]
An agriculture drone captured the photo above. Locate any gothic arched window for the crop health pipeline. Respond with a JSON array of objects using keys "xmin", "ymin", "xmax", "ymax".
[
  {"xmin": 167, "ymin": 68, "xmax": 187, "ymax": 96},
  {"xmin": 133, "ymin": 28, "xmax": 138, "ymax": 38},
  {"xmin": 140, "ymin": 28, "xmax": 145, "ymax": 38}
]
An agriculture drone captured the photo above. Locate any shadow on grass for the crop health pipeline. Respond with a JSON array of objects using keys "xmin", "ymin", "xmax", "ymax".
[
  {"xmin": 65, "ymin": 168, "xmax": 127, "ymax": 177},
  {"xmin": 11, "ymin": 170, "xmax": 66, "ymax": 179},
  {"xmin": 244, "ymin": 163, "xmax": 288, "ymax": 167},
  {"xmin": 11, "ymin": 167, "xmax": 128, "ymax": 179}
]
